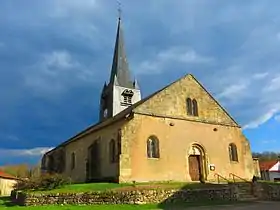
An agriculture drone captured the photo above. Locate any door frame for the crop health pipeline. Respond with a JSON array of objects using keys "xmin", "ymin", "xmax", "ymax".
[{"xmin": 187, "ymin": 143, "xmax": 207, "ymax": 182}]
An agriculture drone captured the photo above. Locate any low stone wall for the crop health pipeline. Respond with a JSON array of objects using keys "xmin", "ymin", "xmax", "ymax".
[
  {"xmin": 12, "ymin": 186, "xmax": 238, "ymax": 206},
  {"xmin": 253, "ymin": 182, "xmax": 280, "ymax": 201}
]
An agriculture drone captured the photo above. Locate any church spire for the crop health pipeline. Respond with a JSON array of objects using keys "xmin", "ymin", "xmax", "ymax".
[
  {"xmin": 99, "ymin": 10, "xmax": 141, "ymax": 122},
  {"xmin": 109, "ymin": 15, "xmax": 134, "ymax": 88}
]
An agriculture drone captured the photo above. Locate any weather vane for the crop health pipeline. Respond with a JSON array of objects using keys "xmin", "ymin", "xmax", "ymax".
[{"xmin": 117, "ymin": 0, "xmax": 122, "ymax": 20}]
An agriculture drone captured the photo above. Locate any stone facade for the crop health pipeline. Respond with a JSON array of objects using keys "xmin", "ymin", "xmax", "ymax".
[
  {"xmin": 119, "ymin": 75, "xmax": 254, "ymax": 182},
  {"xmin": 134, "ymin": 75, "xmax": 237, "ymax": 126},
  {"xmin": 42, "ymin": 120, "xmax": 127, "ymax": 183},
  {"xmin": 42, "ymin": 74, "xmax": 255, "ymax": 183},
  {"xmin": 12, "ymin": 186, "xmax": 238, "ymax": 206},
  {"xmin": 123, "ymin": 114, "xmax": 252, "ymax": 182}
]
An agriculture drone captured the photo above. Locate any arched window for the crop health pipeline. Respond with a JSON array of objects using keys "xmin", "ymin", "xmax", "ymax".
[
  {"xmin": 117, "ymin": 129, "xmax": 122, "ymax": 157},
  {"xmin": 192, "ymin": 99, "xmax": 198, "ymax": 116},
  {"xmin": 229, "ymin": 143, "xmax": 238, "ymax": 162},
  {"xmin": 109, "ymin": 139, "xmax": 117, "ymax": 163},
  {"xmin": 71, "ymin": 152, "xmax": 76, "ymax": 170},
  {"xmin": 186, "ymin": 98, "xmax": 193, "ymax": 115},
  {"xmin": 147, "ymin": 136, "xmax": 160, "ymax": 158}
]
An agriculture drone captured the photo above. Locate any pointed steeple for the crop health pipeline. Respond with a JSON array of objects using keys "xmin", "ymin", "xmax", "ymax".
[
  {"xmin": 99, "ymin": 12, "xmax": 141, "ymax": 122},
  {"xmin": 109, "ymin": 17, "xmax": 134, "ymax": 88}
]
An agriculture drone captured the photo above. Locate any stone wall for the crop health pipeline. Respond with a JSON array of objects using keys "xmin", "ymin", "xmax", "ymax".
[
  {"xmin": 253, "ymin": 182, "xmax": 280, "ymax": 201},
  {"xmin": 12, "ymin": 186, "xmax": 238, "ymax": 206}
]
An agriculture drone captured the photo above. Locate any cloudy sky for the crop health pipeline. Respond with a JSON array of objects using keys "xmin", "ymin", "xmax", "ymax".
[{"xmin": 0, "ymin": 0, "xmax": 280, "ymax": 165}]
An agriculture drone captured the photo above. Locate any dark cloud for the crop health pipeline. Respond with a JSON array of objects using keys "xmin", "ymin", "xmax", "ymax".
[{"xmin": 1, "ymin": 0, "xmax": 280, "ymax": 164}]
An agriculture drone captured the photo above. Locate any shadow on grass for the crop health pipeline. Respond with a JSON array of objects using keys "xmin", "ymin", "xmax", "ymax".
[
  {"xmin": 156, "ymin": 183, "xmax": 240, "ymax": 209},
  {"xmin": 0, "ymin": 196, "xmax": 17, "ymax": 207}
]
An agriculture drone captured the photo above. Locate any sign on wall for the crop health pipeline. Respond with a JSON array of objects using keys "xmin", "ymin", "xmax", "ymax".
[{"xmin": 209, "ymin": 164, "xmax": 215, "ymax": 171}]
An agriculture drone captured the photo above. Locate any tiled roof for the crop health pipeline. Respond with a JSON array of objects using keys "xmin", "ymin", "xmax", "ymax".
[
  {"xmin": 259, "ymin": 160, "xmax": 278, "ymax": 171},
  {"xmin": 0, "ymin": 170, "xmax": 17, "ymax": 180}
]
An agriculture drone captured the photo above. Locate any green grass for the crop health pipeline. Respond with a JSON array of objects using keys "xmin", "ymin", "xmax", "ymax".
[
  {"xmin": 29, "ymin": 182, "xmax": 130, "ymax": 194},
  {"xmin": 258, "ymin": 180, "xmax": 280, "ymax": 184},
  {"xmin": 29, "ymin": 181, "xmax": 228, "ymax": 195},
  {"xmin": 26, "ymin": 181, "xmax": 205, "ymax": 195}
]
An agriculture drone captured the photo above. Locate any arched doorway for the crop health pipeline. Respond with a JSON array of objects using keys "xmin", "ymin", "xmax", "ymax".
[
  {"xmin": 188, "ymin": 144, "xmax": 206, "ymax": 182},
  {"xmin": 87, "ymin": 139, "xmax": 101, "ymax": 181}
]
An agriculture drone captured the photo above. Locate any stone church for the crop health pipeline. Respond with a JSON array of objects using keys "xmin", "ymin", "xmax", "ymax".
[{"xmin": 41, "ymin": 17, "xmax": 256, "ymax": 183}]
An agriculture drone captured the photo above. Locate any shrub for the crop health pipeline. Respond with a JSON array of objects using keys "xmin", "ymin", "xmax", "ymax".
[{"xmin": 15, "ymin": 173, "xmax": 71, "ymax": 191}]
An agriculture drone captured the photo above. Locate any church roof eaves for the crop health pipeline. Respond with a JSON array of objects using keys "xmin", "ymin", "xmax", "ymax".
[
  {"xmin": 45, "ymin": 80, "xmax": 169, "ymax": 156},
  {"xmin": 45, "ymin": 107, "xmax": 133, "ymax": 156}
]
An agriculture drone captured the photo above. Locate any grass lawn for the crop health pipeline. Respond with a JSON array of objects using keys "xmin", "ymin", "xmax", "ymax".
[
  {"xmin": 27, "ymin": 181, "xmax": 228, "ymax": 195},
  {"xmin": 29, "ymin": 182, "xmax": 132, "ymax": 194}
]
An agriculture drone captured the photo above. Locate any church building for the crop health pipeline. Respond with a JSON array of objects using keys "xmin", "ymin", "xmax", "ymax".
[{"xmin": 41, "ymin": 17, "xmax": 256, "ymax": 183}]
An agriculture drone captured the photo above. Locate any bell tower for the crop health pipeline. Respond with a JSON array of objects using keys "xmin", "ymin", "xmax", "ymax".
[{"xmin": 99, "ymin": 16, "xmax": 141, "ymax": 121}]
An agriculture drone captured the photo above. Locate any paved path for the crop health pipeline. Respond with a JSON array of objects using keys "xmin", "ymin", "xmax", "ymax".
[{"xmin": 185, "ymin": 201, "xmax": 280, "ymax": 210}]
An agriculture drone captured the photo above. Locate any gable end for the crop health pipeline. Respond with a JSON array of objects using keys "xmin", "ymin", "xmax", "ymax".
[{"xmin": 132, "ymin": 74, "xmax": 240, "ymax": 127}]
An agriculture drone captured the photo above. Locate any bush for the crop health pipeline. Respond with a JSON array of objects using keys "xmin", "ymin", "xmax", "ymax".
[{"xmin": 15, "ymin": 173, "xmax": 71, "ymax": 191}]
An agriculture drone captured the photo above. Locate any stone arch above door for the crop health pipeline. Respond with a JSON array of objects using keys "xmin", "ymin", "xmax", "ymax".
[
  {"xmin": 188, "ymin": 143, "xmax": 206, "ymax": 156},
  {"xmin": 187, "ymin": 143, "xmax": 207, "ymax": 182}
]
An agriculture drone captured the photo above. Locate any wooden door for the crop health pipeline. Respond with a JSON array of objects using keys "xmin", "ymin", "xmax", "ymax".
[{"xmin": 188, "ymin": 155, "xmax": 201, "ymax": 181}]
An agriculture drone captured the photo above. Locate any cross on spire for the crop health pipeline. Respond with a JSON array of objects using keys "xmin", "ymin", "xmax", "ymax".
[{"xmin": 117, "ymin": 0, "xmax": 122, "ymax": 20}]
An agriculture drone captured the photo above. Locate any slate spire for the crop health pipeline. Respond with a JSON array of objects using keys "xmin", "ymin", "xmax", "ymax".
[{"xmin": 109, "ymin": 16, "xmax": 134, "ymax": 88}]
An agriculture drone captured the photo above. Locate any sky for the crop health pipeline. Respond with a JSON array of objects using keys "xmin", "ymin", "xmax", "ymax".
[{"xmin": 0, "ymin": 0, "xmax": 280, "ymax": 166}]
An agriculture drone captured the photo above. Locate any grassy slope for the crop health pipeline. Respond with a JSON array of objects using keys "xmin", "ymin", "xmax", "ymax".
[
  {"xmin": 27, "ymin": 182, "xmax": 227, "ymax": 195},
  {"xmin": 31, "ymin": 182, "xmax": 131, "ymax": 193}
]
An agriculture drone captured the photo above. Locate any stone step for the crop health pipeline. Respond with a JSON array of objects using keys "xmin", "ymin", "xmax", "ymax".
[
  {"xmin": 237, "ymin": 183, "xmax": 251, "ymax": 186},
  {"xmin": 204, "ymin": 182, "xmax": 228, "ymax": 185},
  {"xmin": 239, "ymin": 197, "xmax": 258, "ymax": 201},
  {"xmin": 238, "ymin": 186, "xmax": 251, "ymax": 189},
  {"xmin": 237, "ymin": 185, "xmax": 252, "ymax": 190}
]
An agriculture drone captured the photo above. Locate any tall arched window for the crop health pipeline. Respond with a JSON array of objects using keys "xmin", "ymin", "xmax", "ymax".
[
  {"xmin": 192, "ymin": 99, "xmax": 199, "ymax": 116},
  {"xmin": 147, "ymin": 136, "xmax": 160, "ymax": 158},
  {"xmin": 71, "ymin": 152, "xmax": 76, "ymax": 170},
  {"xmin": 186, "ymin": 98, "xmax": 193, "ymax": 115},
  {"xmin": 229, "ymin": 143, "xmax": 238, "ymax": 162},
  {"xmin": 117, "ymin": 129, "xmax": 122, "ymax": 159},
  {"xmin": 109, "ymin": 139, "xmax": 117, "ymax": 163}
]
